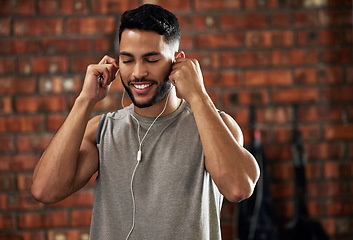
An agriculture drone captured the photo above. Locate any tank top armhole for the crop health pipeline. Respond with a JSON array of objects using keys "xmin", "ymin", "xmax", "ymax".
[{"xmin": 96, "ymin": 114, "xmax": 107, "ymax": 145}]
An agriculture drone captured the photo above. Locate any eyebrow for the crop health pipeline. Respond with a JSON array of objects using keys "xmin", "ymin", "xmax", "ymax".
[{"xmin": 119, "ymin": 51, "xmax": 161, "ymax": 58}]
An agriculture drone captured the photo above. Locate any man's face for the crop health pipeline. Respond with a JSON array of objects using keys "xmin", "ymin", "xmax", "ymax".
[{"xmin": 118, "ymin": 29, "xmax": 175, "ymax": 108}]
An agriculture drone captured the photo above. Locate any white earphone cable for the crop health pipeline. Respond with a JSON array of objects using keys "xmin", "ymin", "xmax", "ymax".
[{"xmin": 123, "ymin": 86, "xmax": 173, "ymax": 240}]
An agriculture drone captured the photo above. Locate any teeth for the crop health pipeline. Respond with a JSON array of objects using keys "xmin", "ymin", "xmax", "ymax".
[{"xmin": 134, "ymin": 84, "xmax": 151, "ymax": 89}]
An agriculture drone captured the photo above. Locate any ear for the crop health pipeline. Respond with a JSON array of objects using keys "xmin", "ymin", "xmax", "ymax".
[{"xmin": 174, "ymin": 51, "xmax": 185, "ymax": 60}]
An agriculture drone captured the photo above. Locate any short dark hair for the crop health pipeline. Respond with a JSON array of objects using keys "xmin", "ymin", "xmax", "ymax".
[{"xmin": 119, "ymin": 4, "xmax": 181, "ymax": 46}]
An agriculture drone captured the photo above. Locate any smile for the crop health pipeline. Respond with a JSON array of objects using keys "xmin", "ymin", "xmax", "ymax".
[{"xmin": 133, "ymin": 83, "xmax": 153, "ymax": 90}]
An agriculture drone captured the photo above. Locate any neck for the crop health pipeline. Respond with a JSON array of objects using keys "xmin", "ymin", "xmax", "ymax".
[{"xmin": 133, "ymin": 87, "xmax": 181, "ymax": 118}]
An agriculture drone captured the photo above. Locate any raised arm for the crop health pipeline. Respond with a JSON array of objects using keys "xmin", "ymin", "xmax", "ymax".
[
  {"xmin": 31, "ymin": 56, "xmax": 118, "ymax": 204},
  {"xmin": 169, "ymin": 57, "xmax": 260, "ymax": 203}
]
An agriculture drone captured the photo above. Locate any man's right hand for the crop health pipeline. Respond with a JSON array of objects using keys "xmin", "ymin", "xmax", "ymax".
[{"xmin": 79, "ymin": 55, "xmax": 119, "ymax": 104}]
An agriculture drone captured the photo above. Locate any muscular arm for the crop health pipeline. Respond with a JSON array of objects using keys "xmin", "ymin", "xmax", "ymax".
[
  {"xmin": 32, "ymin": 56, "xmax": 118, "ymax": 204},
  {"xmin": 32, "ymin": 100, "xmax": 100, "ymax": 203},
  {"xmin": 190, "ymin": 95, "xmax": 260, "ymax": 203},
  {"xmin": 170, "ymin": 56, "xmax": 260, "ymax": 203}
]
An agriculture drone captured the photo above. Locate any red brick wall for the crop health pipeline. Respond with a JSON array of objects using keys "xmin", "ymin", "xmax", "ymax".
[{"xmin": 0, "ymin": 0, "xmax": 352, "ymax": 239}]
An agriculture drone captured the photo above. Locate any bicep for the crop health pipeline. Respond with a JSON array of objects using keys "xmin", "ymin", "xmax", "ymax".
[
  {"xmin": 71, "ymin": 115, "xmax": 101, "ymax": 194},
  {"xmin": 220, "ymin": 112, "xmax": 244, "ymax": 146}
]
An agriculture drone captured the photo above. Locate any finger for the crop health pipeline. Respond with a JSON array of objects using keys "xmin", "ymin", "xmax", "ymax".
[{"xmin": 99, "ymin": 55, "xmax": 119, "ymax": 68}]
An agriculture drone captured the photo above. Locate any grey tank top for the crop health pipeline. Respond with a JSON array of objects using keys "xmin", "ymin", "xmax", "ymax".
[{"xmin": 90, "ymin": 101, "xmax": 223, "ymax": 240}]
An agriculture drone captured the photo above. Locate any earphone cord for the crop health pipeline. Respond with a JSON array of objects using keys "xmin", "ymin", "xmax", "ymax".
[{"xmin": 123, "ymin": 86, "xmax": 173, "ymax": 240}]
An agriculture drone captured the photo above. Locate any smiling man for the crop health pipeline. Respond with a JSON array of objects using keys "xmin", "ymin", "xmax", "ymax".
[{"xmin": 32, "ymin": 4, "xmax": 260, "ymax": 239}]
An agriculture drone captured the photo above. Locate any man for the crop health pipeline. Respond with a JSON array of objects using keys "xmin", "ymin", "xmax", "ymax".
[{"xmin": 32, "ymin": 4, "xmax": 260, "ymax": 239}]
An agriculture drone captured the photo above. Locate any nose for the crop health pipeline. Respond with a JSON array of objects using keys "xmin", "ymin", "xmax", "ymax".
[{"xmin": 132, "ymin": 62, "xmax": 148, "ymax": 80}]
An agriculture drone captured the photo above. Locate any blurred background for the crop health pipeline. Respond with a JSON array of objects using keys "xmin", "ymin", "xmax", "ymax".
[{"xmin": 0, "ymin": 0, "xmax": 352, "ymax": 239}]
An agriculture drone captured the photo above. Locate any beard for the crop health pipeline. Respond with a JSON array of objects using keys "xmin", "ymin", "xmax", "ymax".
[{"xmin": 121, "ymin": 76, "xmax": 172, "ymax": 108}]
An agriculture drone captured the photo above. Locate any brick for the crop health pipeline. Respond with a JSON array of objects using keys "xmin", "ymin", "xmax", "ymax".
[
  {"xmin": 294, "ymin": 11, "xmax": 319, "ymax": 27},
  {"xmin": 194, "ymin": 0, "xmax": 241, "ymax": 10},
  {"xmin": 221, "ymin": 51, "xmax": 270, "ymax": 68},
  {"xmin": 318, "ymin": 66, "xmax": 344, "ymax": 85},
  {"xmin": 306, "ymin": 143, "xmax": 344, "ymax": 161},
  {"xmin": 244, "ymin": 69, "xmax": 292, "ymax": 87},
  {"xmin": 0, "ymin": 175, "xmax": 15, "ymax": 191},
  {"xmin": 306, "ymin": 200, "xmax": 323, "ymax": 217},
  {"xmin": 272, "ymin": 163, "xmax": 294, "ymax": 180},
  {"xmin": 0, "ymin": 39, "xmax": 42, "ymax": 55},
  {"xmin": 256, "ymin": 106, "xmax": 292, "ymax": 124},
  {"xmin": 17, "ymin": 174, "xmax": 34, "ymax": 191},
  {"xmin": 224, "ymin": 90, "xmax": 269, "ymax": 106},
  {"xmin": 18, "ymin": 57, "xmax": 68, "ymax": 75},
  {"xmin": 0, "ymin": 58, "xmax": 15, "ymax": 75},
  {"xmin": 0, "ymin": 0, "xmax": 36, "ymax": 16},
  {"xmin": 0, "ymin": 97, "xmax": 12, "ymax": 114},
  {"xmin": 1, "ymin": 192, "xmax": 43, "ymax": 211},
  {"xmin": 14, "ymin": 18, "xmax": 63, "ymax": 36},
  {"xmin": 325, "ymin": 124, "xmax": 353, "ymax": 140},
  {"xmin": 0, "ymin": 116, "xmax": 44, "ymax": 133},
  {"xmin": 271, "ymin": 12, "xmax": 292, "ymax": 27},
  {"xmin": 179, "ymin": 34, "xmax": 195, "ymax": 50},
  {"xmin": 221, "ymin": 13, "xmax": 268, "ymax": 29},
  {"xmin": 212, "ymin": 71, "xmax": 242, "ymax": 87},
  {"xmin": 48, "ymin": 189, "xmax": 94, "ymax": 208},
  {"xmin": 70, "ymin": 209, "xmax": 92, "ymax": 226},
  {"xmin": 15, "ymin": 96, "xmax": 67, "ymax": 113},
  {"xmin": 0, "ymin": 214, "xmax": 15, "ymax": 230},
  {"xmin": 305, "ymin": 162, "xmax": 322, "ymax": 179},
  {"xmin": 308, "ymin": 181, "xmax": 348, "ymax": 198},
  {"xmin": 47, "ymin": 114, "xmax": 67, "ymax": 131},
  {"xmin": 324, "ymin": 161, "xmax": 343, "ymax": 179},
  {"xmin": 0, "ymin": 155, "xmax": 38, "ymax": 172},
  {"xmin": 273, "ymin": 127, "xmax": 292, "ymax": 143},
  {"xmin": 317, "ymin": 29, "xmax": 347, "ymax": 46},
  {"xmin": 294, "ymin": 68, "xmax": 317, "ymax": 85},
  {"xmin": 322, "ymin": 87, "xmax": 353, "ymax": 103},
  {"xmin": 263, "ymin": 145, "xmax": 292, "ymax": 161},
  {"xmin": 0, "ymin": 232, "xmax": 45, "ymax": 240},
  {"xmin": 93, "ymin": 36, "xmax": 115, "ymax": 52},
  {"xmin": 39, "ymin": 75, "xmax": 83, "ymax": 94},
  {"xmin": 142, "ymin": 0, "xmax": 190, "ymax": 11},
  {"xmin": 197, "ymin": 33, "xmax": 244, "ymax": 49},
  {"xmin": 0, "ymin": 77, "xmax": 36, "ymax": 95},
  {"xmin": 245, "ymin": 30, "xmax": 293, "ymax": 47},
  {"xmin": 298, "ymin": 125, "xmax": 321, "ymax": 141},
  {"xmin": 296, "ymin": 30, "xmax": 318, "ymax": 46},
  {"xmin": 271, "ymin": 49, "xmax": 318, "ymax": 66},
  {"xmin": 18, "ymin": 211, "xmax": 69, "ymax": 229},
  {"xmin": 321, "ymin": 48, "xmax": 352, "ymax": 64},
  {"xmin": 48, "ymin": 230, "xmax": 89, "ymax": 240},
  {"xmin": 325, "ymin": 200, "xmax": 353, "ymax": 216},
  {"xmin": 38, "ymin": 0, "xmax": 89, "ymax": 15},
  {"xmin": 273, "ymin": 88, "xmax": 319, "ymax": 104},
  {"xmin": 42, "ymin": 38, "xmax": 92, "ymax": 54},
  {"xmin": 186, "ymin": 52, "xmax": 220, "ymax": 70},
  {"xmin": 92, "ymin": 0, "xmax": 139, "ymax": 14},
  {"xmin": 17, "ymin": 134, "xmax": 53, "ymax": 153},
  {"xmin": 178, "ymin": 15, "xmax": 219, "ymax": 31},
  {"xmin": 0, "ymin": 136, "xmax": 15, "ymax": 153},
  {"xmin": 66, "ymin": 17, "xmax": 115, "ymax": 35},
  {"xmin": 0, "ymin": 18, "xmax": 11, "ymax": 35},
  {"xmin": 319, "ymin": 10, "xmax": 352, "ymax": 27},
  {"xmin": 70, "ymin": 56, "xmax": 102, "ymax": 73},
  {"xmin": 298, "ymin": 105, "xmax": 344, "ymax": 123}
]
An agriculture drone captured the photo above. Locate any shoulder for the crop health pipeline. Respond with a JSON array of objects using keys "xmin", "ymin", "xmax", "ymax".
[{"xmin": 219, "ymin": 111, "xmax": 244, "ymax": 146}]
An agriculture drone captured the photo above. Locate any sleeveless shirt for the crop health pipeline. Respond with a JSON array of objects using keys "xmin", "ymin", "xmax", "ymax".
[{"xmin": 90, "ymin": 100, "xmax": 224, "ymax": 239}]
